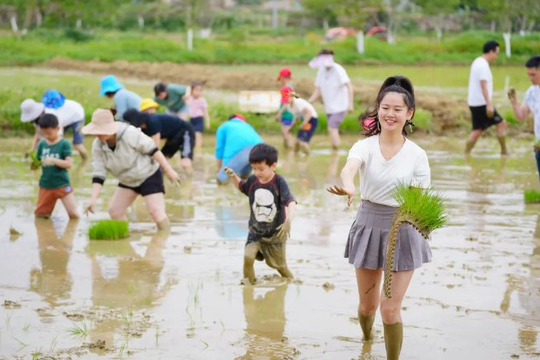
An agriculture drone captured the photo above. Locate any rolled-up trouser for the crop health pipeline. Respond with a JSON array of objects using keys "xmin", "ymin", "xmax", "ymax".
[{"xmin": 217, "ymin": 145, "xmax": 254, "ymax": 184}]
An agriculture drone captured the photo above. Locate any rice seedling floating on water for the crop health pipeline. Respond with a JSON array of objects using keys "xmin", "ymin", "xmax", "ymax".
[
  {"xmin": 524, "ymin": 189, "xmax": 540, "ymax": 204},
  {"xmin": 88, "ymin": 220, "xmax": 129, "ymax": 240},
  {"xmin": 384, "ymin": 184, "xmax": 447, "ymax": 299}
]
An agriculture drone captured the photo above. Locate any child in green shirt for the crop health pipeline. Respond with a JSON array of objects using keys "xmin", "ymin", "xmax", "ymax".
[{"xmin": 35, "ymin": 114, "xmax": 79, "ymax": 219}]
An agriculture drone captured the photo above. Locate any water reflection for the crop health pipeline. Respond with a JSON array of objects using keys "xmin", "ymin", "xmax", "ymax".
[
  {"xmin": 239, "ymin": 284, "xmax": 294, "ymax": 359},
  {"xmin": 215, "ymin": 204, "xmax": 248, "ymax": 240},
  {"xmin": 30, "ymin": 218, "xmax": 78, "ymax": 308},
  {"xmin": 87, "ymin": 230, "xmax": 173, "ymax": 346}
]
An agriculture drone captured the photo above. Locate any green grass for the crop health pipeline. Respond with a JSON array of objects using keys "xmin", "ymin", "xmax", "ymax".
[
  {"xmin": 524, "ymin": 189, "xmax": 540, "ymax": 204},
  {"xmin": 1, "ymin": 29, "xmax": 538, "ymax": 67},
  {"xmin": 393, "ymin": 184, "xmax": 447, "ymax": 236},
  {"xmin": 88, "ymin": 220, "xmax": 130, "ymax": 240}
]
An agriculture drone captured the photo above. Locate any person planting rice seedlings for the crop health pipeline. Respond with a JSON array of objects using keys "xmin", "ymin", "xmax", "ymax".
[
  {"xmin": 20, "ymin": 92, "xmax": 88, "ymax": 160},
  {"xmin": 508, "ymin": 55, "xmax": 540, "ymax": 183},
  {"xmin": 100, "ymin": 75, "xmax": 142, "ymax": 121},
  {"xmin": 185, "ymin": 81, "xmax": 211, "ymax": 150},
  {"xmin": 327, "ymin": 76, "xmax": 431, "ymax": 360},
  {"xmin": 82, "ymin": 109, "xmax": 180, "ymax": 230},
  {"xmin": 275, "ymin": 68, "xmax": 296, "ymax": 149},
  {"xmin": 215, "ymin": 114, "xmax": 263, "ymax": 185},
  {"xmin": 124, "ymin": 109, "xmax": 196, "ymax": 175},
  {"xmin": 283, "ymin": 90, "xmax": 318, "ymax": 155},
  {"xmin": 154, "ymin": 82, "xmax": 191, "ymax": 120},
  {"xmin": 225, "ymin": 143, "xmax": 296, "ymax": 285},
  {"xmin": 33, "ymin": 114, "xmax": 79, "ymax": 219},
  {"xmin": 88, "ymin": 219, "xmax": 130, "ymax": 240}
]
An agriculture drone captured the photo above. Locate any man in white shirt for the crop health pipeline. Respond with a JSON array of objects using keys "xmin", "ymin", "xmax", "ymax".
[
  {"xmin": 308, "ymin": 49, "xmax": 354, "ymax": 150},
  {"xmin": 507, "ymin": 55, "xmax": 540, "ymax": 181},
  {"xmin": 465, "ymin": 40, "xmax": 508, "ymax": 155}
]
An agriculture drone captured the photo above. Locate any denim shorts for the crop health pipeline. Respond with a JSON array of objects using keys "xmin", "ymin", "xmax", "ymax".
[{"xmin": 63, "ymin": 120, "xmax": 85, "ymax": 145}]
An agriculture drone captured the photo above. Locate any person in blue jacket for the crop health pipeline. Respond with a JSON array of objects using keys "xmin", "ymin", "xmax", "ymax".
[
  {"xmin": 99, "ymin": 75, "xmax": 141, "ymax": 121},
  {"xmin": 215, "ymin": 114, "xmax": 262, "ymax": 184}
]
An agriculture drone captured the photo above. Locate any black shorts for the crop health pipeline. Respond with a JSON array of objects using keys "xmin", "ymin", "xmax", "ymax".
[
  {"xmin": 469, "ymin": 105, "xmax": 503, "ymax": 130},
  {"xmin": 119, "ymin": 168, "xmax": 165, "ymax": 196},
  {"xmin": 161, "ymin": 130, "xmax": 195, "ymax": 159}
]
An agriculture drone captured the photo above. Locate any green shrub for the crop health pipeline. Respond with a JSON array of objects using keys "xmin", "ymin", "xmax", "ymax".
[{"xmin": 89, "ymin": 220, "xmax": 130, "ymax": 240}]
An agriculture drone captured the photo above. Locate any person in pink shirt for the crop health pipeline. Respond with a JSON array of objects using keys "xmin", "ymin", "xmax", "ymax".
[{"xmin": 186, "ymin": 81, "xmax": 211, "ymax": 149}]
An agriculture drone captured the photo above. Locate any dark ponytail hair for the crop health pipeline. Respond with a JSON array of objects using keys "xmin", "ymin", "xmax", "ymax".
[{"xmin": 360, "ymin": 75, "xmax": 416, "ymax": 137}]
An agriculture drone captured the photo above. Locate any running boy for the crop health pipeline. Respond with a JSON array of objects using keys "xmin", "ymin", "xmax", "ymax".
[
  {"xmin": 286, "ymin": 91, "xmax": 318, "ymax": 155},
  {"xmin": 34, "ymin": 114, "xmax": 79, "ymax": 219},
  {"xmin": 186, "ymin": 81, "xmax": 211, "ymax": 149},
  {"xmin": 275, "ymin": 68, "xmax": 296, "ymax": 149},
  {"xmin": 225, "ymin": 143, "xmax": 296, "ymax": 285}
]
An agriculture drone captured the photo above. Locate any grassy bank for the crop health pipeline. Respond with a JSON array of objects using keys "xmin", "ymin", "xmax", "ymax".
[{"xmin": 1, "ymin": 29, "xmax": 539, "ymax": 67}]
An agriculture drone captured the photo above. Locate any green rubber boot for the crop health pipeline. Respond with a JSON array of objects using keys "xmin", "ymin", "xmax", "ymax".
[
  {"xmin": 383, "ymin": 322, "xmax": 403, "ymax": 360},
  {"xmin": 359, "ymin": 313, "xmax": 375, "ymax": 341}
]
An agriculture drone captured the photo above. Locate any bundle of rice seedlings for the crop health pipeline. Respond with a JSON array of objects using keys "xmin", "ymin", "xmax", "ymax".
[
  {"xmin": 29, "ymin": 151, "xmax": 41, "ymax": 170},
  {"xmin": 524, "ymin": 189, "xmax": 540, "ymax": 204},
  {"xmin": 384, "ymin": 184, "xmax": 447, "ymax": 299},
  {"xmin": 88, "ymin": 220, "xmax": 130, "ymax": 240}
]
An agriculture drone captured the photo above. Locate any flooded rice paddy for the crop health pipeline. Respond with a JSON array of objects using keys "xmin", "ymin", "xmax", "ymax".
[{"xmin": 1, "ymin": 135, "xmax": 539, "ymax": 359}]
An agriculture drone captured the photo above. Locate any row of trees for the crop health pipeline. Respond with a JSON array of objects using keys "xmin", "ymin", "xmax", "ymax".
[{"xmin": 1, "ymin": 0, "xmax": 540, "ymax": 38}]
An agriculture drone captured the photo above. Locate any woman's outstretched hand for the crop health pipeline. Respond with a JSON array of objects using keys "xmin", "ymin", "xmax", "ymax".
[{"xmin": 326, "ymin": 185, "xmax": 355, "ymax": 207}]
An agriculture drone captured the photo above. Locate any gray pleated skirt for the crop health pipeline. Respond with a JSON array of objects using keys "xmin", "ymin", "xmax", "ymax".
[{"xmin": 345, "ymin": 200, "xmax": 432, "ymax": 271}]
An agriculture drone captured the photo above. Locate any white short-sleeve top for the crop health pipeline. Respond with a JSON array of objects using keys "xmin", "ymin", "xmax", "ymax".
[{"xmin": 347, "ymin": 135, "xmax": 431, "ymax": 207}]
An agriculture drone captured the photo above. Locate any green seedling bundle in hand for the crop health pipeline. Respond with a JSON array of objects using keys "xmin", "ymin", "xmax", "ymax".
[
  {"xmin": 384, "ymin": 184, "xmax": 447, "ymax": 299},
  {"xmin": 89, "ymin": 220, "xmax": 130, "ymax": 240},
  {"xmin": 29, "ymin": 151, "xmax": 41, "ymax": 170},
  {"xmin": 524, "ymin": 189, "xmax": 540, "ymax": 204}
]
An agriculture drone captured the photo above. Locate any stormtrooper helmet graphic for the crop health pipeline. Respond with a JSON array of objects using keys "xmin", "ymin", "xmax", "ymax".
[{"xmin": 253, "ymin": 188, "xmax": 277, "ymax": 223}]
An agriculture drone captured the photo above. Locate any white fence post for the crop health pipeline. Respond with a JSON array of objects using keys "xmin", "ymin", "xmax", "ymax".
[
  {"xmin": 187, "ymin": 28, "xmax": 193, "ymax": 52},
  {"xmin": 356, "ymin": 31, "xmax": 365, "ymax": 54}
]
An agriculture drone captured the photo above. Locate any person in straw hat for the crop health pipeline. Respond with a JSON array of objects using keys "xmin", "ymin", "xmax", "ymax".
[{"xmin": 82, "ymin": 109, "xmax": 180, "ymax": 230}]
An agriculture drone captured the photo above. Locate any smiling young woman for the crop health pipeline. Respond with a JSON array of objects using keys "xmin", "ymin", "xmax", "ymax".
[{"xmin": 328, "ymin": 76, "xmax": 431, "ymax": 360}]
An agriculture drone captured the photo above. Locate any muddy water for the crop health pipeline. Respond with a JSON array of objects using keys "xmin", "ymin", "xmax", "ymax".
[{"xmin": 1, "ymin": 135, "xmax": 539, "ymax": 359}]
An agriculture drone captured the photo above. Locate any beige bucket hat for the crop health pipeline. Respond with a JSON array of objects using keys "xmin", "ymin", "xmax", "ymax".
[
  {"xmin": 20, "ymin": 99, "xmax": 45, "ymax": 122},
  {"xmin": 81, "ymin": 109, "xmax": 118, "ymax": 135}
]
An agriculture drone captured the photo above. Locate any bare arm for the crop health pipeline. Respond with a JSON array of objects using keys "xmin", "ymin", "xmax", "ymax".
[
  {"xmin": 340, "ymin": 159, "xmax": 361, "ymax": 191},
  {"xmin": 28, "ymin": 127, "xmax": 41, "ymax": 153},
  {"xmin": 85, "ymin": 182, "xmax": 103, "ymax": 214},
  {"xmin": 216, "ymin": 159, "xmax": 223, "ymax": 171},
  {"xmin": 285, "ymin": 201, "xmax": 296, "ymax": 222},
  {"xmin": 308, "ymin": 87, "xmax": 321, "ymax": 103},
  {"xmin": 346, "ymin": 82, "xmax": 354, "ymax": 112},
  {"xmin": 508, "ymin": 89, "xmax": 531, "ymax": 121},
  {"xmin": 300, "ymin": 108, "xmax": 312, "ymax": 127},
  {"xmin": 276, "ymin": 103, "xmax": 288, "ymax": 120},
  {"xmin": 44, "ymin": 156, "xmax": 73, "ymax": 169},
  {"xmin": 224, "ymin": 167, "xmax": 241, "ymax": 189},
  {"xmin": 152, "ymin": 150, "xmax": 180, "ymax": 183},
  {"xmin": 151, "ymin": 133, "xmax": 161, "ymax": 148},
  {"xmin": 480, "ymin": 80, "xmax": 492, "ymax": 109}
]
